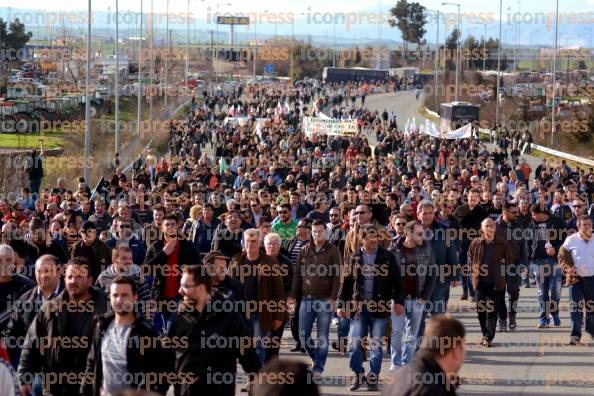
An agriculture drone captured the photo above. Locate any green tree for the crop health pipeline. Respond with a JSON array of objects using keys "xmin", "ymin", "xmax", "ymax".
[
  {"xmin": 4, "ymin": 18, "xmax": 32, "ymax": 50},
  {"xmin": 444, "ymin": 28, "xmax": 460, "ymax": 71},
  {"xmin": 389, "ymin": 0, "xmax": 427, "ymax": 53}
]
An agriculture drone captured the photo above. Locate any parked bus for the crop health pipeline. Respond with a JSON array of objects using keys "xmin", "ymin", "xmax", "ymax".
[
  {"xmin": 322, "ymin": 67, "xmax": 389, "ymax": 83},
  {"xmin": 439, "ymin": 101, "xmax": 480, "ymax": 133}
]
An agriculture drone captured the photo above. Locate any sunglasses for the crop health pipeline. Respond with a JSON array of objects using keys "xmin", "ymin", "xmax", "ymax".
[
  {"xmin": 395, "ymin": 222, "xmax": 406, "ymax": 226},
  {"xmin": 330, "ymin": 214, "xmax": 339, "ymax": 217},
  {"xmin": 355, "ymin": 211, "xmax": 368, "ymax": 216},
  {"xmin": 278, "ymin": 210, "xmax": 289, "ymax": 214}
]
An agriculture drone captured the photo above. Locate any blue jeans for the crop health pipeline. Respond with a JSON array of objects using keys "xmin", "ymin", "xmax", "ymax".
[
  {"xmin": 390, "ymin": 298, "xmax": 425, "ymax": 369},
  {"xmin": 348, "ymin": 306, "xmax": 387, "ymax": 378},
  {"xmin": 532, "ymin": 259, "xmax": 562, "ymax": 321},
  {"xmin": 418, "ymin": 280, "xmax": 450, "ymax": 340},
  {"xmin": 338, "ymin": 317, "xmax": 350, "ymax": 344},
  {"xmin": 299, "ymin": 297, "xmax": 332, "ymax": 373},
  {"xmin": 154, "ymin": 297, "xmax": 180, "ymax": 335},
  {"xmin": 247, "ymin": 311, "xmax": 271, "ymax": 365},
  {"xmin": 568, "ymin": 276, "xmax": 594, "ymax": 341}
]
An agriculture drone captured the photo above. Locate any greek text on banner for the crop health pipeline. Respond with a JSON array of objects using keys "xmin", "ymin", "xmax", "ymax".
[{"xmin": 303, "ymin": 117, "xmax": 357, "ymax": 137}]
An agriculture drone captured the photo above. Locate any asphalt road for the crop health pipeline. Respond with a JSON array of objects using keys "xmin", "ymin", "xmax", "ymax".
[
  {"xmin": 172, "ymin": 90, "xmax": 591, "ymax": 396},
  {"xmin": 363, "ymin": 90, "xmax": 543, "ymax": 179}
]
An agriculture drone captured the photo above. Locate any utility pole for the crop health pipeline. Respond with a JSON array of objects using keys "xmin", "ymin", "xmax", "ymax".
[
  {"xmin": 186, "ymin": 0, "xmax": 190, "ymax": 89},
  {"xmin": 115, "ymin": 0, "xmax": 120, "ymax": 155},
  {"xmin": 137, "ymin": 0, "xmax": 143, "ymax": 137},
  {"xmin": 442, "ymin": 2, "xmax": 461, "ymax": 101},
  {"xmin": 290, "ymin": 19, "xmax": 294, "ymax": 80},
  {"xmin": 165, "ymin": 0, "xmax": 169, "ymax": 113},
  {"xmin": 496, "ymin": 0, "xmax": 502, "ymax": 126},
  {"xmin": 84, "ymin": 0, "xmax": 92, "ymax": 183},
  {"xmin": 149, "ymin": 0, "xmax": 153, "ymax": 122},
  {"xmin": 551, "ymin": 0, "xmax": 559, "ymax": 147}
]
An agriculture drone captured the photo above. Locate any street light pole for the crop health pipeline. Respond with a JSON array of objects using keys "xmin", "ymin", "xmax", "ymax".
[
  {"xmin": 425, "ymin": 10, "xmax": 440, "ymax": 112},
  {"xmin": 165, "ymin": 0, "xmax": 169, "ymax": 113},
  {"xmin": 84, "ymin": 0, "xmax": 92, "ymax": 183},
  {"xmin": 186, "ymin": 0, "xmax": 190, "ymax": 89},
  {"xmin": 442, "ymin": 2, "xmax": 461, "ymax": 101},
  {"xmin": 551, "ymin": 0, "xmax": 559, "ymax": 147},
  {"xmin": 137, "ymin": 0, "xmax": 143, "ymax": 138},
  {"xmin": 115, "ymin": 0, "xmax": 120, "ymax": 156},
  {"xmin": 496, "ymin": 0, "xmax": 502, "ymax": 126},
  {"xmin": 149, "ymin": 0, "xmax": 153, "ymax": 122}
]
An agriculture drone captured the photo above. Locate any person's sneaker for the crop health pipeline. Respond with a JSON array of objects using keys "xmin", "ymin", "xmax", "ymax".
[
  {"xmin": 522, "ymin": 283, "xmax": 530, "ymax": 288},
  {"xmin": 509, "ymin": 315, "xmax": 517, "ymax": 331},
  {"xmin": 470, "ymin": 296, "xmax": 476, "ymax": 303},
  {"xmin": 480, "ymin": 337, "xmax": 493, "ymax": 347},
  {"xmin": 460, "ymin": 292, "xmax": 468, "ymax": 301},
  {"xmin": 499, "ymin": 320, "xmax": 507, "ymax": 332},
  {"xmin": 350, "ymin": 374, "xmax": 366, "ymax": 391},
  {"xmin": 290, "ymin": 345, "xmax": 305, "ymax": 352},
  {"xmin": 552, "ymin": 315, "xmax": 561, "ymax": 327},
  {"xmin": 537, "ymin": 319, "xmax": 549, "ymax": 329},
  {"xmin": 331, "ymin": 341, "xmax": 340, "ymax": 351}
]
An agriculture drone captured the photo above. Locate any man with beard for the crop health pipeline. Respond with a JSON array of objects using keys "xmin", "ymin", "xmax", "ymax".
[
  {"xmin": 18, "ymin": 258, "xmax": 108, "ymax": 396},
  {"xmin": 168, "ymin": 265, "xmax": 261, "ymax": 396}
]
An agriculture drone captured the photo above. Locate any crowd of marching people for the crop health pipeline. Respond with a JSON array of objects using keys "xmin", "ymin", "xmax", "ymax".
[{"xmin": 1, "ymin": 77, "xmax": 594, "ymax": 396}]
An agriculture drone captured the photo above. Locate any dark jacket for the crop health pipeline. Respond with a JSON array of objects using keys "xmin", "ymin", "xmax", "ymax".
[
  {"xmin": 3, "ymin": 282, "xmax": 63, "ymax": 362},
  {"xmin": 30, "ymin": 239, "xmax": 69, "ymax": 264},
  {"xmin": 526, "ymin": 214, "xmax": 567, "ymax": 260},
  {"xmin": 229, "ymin": 252, "xmax": 286, "ymax": 331},
  {"xmin": 81, "ymin": 313, "xmax": 171, "ymax": 396},
  {"xmin": 495, "ymin": 215, "xmax": 526, "ymax": 264},
  {"xmin": 339, "ymin": 246, "xmax": 405, "ymax": 318},
  {"xmin": 427, "ymin": 221, "xmax": 459, "ymax": 284},
  {"xmin": 211, "ymin": 224, "xmax": 243, "ymax": 258},
  {"xmin": 382, "ymin": 349, "xmax": 459, "ymax": 396},
  {"xmin": 389, "ymin": 239, "xmax": 436, "ymax": 301},
  {"xmin": 70, "ymin": 239, "xmax": 113, "ymax": 280},
  {"xmin": 290, "ymin": 241, "xmax": 342, "ymax": 301},
  {"xmin": 144, "ymin": 239, "xmax": 201, "ymax": 302},
  {"xmin": 0, "ymin": 275, "xmax": 36, "ymax": 335},
  {"xmin": 17, "ymin": 287, "xmax": 108, "ymax": 395},
  {"xmin": 468, "ymin": 236, "xmax": 513, "ymax": 291},
  {"xmin": 452, "ymin": 203, "xmax": 488, "ymax": 254},
  {"xmin": 168, "ymin": 299, "xmax": 261, "ymax": 396},
  {"xmin": 191, "ymin": 217, "xmax": 222, "ymax": 253}
]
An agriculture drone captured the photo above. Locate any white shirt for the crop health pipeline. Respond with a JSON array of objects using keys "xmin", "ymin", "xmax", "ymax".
[{"xmin": 562, "ymin": 233, "xmax": 594, "ymax": 277}]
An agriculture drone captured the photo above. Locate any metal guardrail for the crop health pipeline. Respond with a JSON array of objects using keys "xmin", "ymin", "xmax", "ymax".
[{"xmin": 422, "ymin": 106, "xmax": 594, "ymax": 167}]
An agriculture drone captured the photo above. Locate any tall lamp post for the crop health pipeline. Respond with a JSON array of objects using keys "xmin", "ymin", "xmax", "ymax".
[
  {"xmin": 84, "ymin": 0, "xmax": 92, "ymax": 182},
  {"xmin": 136, "ymin": 0, "xmax": 143, "ymax": 138},
  {"xmin": 551, "ymin": 0, "xmax": 559, "ymax": 146},
  {"xmin": 442, "ymin": 2, "xmax": 460, "ymax": 101},
  {"xmin": 496, "ymin": 0, "xmax": 502, "ymax": 127},
  {"xmin": 115, "ymin": 0, "xmax": 120, "ymax": 155},
  {"xmin": 425, "ymin": 9, "xmax": 440, "ymax": 112}
]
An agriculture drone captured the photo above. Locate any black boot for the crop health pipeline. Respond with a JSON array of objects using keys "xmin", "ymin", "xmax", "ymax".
[{"xmin": 350, "ymin": 373, "xmax": 366, "ymax": 391}]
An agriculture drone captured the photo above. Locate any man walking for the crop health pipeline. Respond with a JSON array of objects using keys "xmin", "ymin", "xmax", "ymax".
[{"xmin": 288, "ymin": 220, "xmax": 341, "ymax": 376}]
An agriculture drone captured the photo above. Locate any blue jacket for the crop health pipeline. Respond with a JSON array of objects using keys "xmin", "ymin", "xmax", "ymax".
[{"xmin": 105, "ymin": 236, "xmax": 146, "ymax": 266}]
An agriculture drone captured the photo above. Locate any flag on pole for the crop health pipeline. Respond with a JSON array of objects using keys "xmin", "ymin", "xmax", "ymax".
[{"xmin": 219, "ymin": 156, "xmax": 228, "ymax": 173}]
